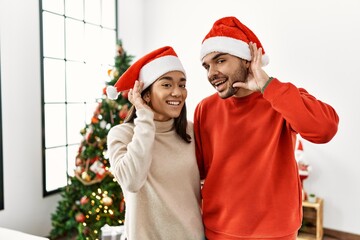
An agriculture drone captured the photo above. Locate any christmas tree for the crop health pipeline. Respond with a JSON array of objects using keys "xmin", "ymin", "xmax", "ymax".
[{"xmin": 50, "ymin": 40, "xmax": 134, "ymax": 240}]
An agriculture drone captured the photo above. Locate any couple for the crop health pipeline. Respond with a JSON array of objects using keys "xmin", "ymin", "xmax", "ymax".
[{"xmin": 106, "ymin": 16, "xmax": 339, "ymax": 240}]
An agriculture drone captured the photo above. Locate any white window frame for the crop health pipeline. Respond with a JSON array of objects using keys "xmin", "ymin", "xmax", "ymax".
[{"xmin": 39, "ymin": 0, "xmax": 118, "ymax": 196}]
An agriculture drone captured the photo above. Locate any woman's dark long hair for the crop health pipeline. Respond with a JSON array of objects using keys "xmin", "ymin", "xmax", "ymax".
[{"xmin": 124, "ymin": 86, "xmax": 191, "ymax": 143}]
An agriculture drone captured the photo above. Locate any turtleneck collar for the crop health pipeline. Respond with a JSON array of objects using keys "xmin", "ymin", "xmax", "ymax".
[{"xmin": 154, "ymin": 118, "xmax": 175, "ymax": 133}]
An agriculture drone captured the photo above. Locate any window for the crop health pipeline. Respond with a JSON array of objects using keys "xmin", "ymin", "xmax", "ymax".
[{"xmin": 40, "ymin": 0, "xmax": 118, "ymax": 196}]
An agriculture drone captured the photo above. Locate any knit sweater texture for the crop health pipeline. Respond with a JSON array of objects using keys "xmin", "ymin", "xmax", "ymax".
[
  {"xmin": 107, "ymin": 109, "xmax": 205, "ymax": 240},
  {"xmin": 194, "ymin": 78, "xmax": 339, "ymax": 239}
]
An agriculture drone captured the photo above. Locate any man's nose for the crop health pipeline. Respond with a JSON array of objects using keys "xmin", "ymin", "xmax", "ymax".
[{"xmin": 208, "ymin": 66, "xmax": 219, "ymax": 80}]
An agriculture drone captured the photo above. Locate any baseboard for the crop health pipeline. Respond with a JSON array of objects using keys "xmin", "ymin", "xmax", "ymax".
[{"xmin": 324, "ymin": 228, "xmax": 360, "ymax": 240}]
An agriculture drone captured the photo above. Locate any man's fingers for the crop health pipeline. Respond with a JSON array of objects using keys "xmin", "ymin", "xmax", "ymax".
[{"xmin": 257, "ymin": 48, "xmax": 263, "ymax": 64}]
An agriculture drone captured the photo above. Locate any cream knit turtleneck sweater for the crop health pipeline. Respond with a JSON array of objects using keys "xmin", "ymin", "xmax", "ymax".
[{"xmin": 107, "ymin": 109, "xmax": 204, "ymax": 240}]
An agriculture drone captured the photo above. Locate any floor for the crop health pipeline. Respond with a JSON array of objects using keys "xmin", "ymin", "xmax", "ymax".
[
  {"xmin": 54, "ymin": 234, "xmax": 340, "ymax": 240},
  {"xmin": 298, "ymin": 233, "xmax": 339, "ymax": 240},
  {"xmin": 323, "ymin": 236, "xmax": 339, "ymax": 240}
]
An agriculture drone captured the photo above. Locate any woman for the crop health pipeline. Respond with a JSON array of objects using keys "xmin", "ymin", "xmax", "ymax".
[{"xmin": 106, "ymin": 46, "xmax": 204, "ymax": 240}]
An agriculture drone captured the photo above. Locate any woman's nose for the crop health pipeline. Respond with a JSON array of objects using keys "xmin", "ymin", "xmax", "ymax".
[{"xmin": 171, "ymin": 86, "xmax": 182, "ymax": 97}]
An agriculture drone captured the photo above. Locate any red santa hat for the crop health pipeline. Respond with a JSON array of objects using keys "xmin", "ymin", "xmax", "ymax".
[
  {"xmin": 106, "ymin": 46, "xmax": 186, "ymax": 99},
  {"xmin": 200, "ymin": 16, "xmax": 269, "ymax": 66},
  {"xmin": 295, "ymin": 138, "xmax": 305, "ymax": 162},
  {"xmin": 297, "ymin": 140, "xmax": 304, "ymax": 151}
]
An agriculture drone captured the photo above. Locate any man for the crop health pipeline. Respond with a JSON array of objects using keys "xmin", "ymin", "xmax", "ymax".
[{"xmin": 194, "ymin": 16, "xmax": 339, "ymax": 240}]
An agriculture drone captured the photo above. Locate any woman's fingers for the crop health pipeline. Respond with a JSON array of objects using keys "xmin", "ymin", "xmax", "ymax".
[{"xmin": 129, "ymin": 81, "xmax": 149, "ymax": 110}]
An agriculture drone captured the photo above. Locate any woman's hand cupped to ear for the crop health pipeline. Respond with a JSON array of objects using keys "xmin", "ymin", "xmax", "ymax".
[{"xmin": 128, "ymin": 80, "xmax": 151, "ymax": 110}]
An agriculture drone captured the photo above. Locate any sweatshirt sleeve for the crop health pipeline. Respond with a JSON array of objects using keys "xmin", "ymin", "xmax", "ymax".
[
  {"xmin": 193, "ymin": 103, "xmax": 206, "ymax": 180},
  {"xmin": 263, "ymin": 78, "xmax": 339, "ymax": 143},
  {"xmin": 107, "ymin": 109, "xmax": 155, "ymax": 193}
]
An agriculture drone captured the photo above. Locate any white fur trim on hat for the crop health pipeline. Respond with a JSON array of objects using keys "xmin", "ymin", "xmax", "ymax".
[
  {"xmin": 200, "ymin": 36, "xmax": 269, "ymax": 66},
  {"xmin": 139, "ymin": 55, "xmax": 186, "ymax": 90},
  {"xmin": 106, "ymin": 85, "xmax": 119, "ymax": 100}
]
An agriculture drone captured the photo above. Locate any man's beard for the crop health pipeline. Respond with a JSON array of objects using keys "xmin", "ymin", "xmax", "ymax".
[
  {"xmin": 220, "ymin": 85, "xmax": 238, "ymax": 99},
  {"xmin": 219, "ymin": 67, "xmax": 247, "ymax": 99}
]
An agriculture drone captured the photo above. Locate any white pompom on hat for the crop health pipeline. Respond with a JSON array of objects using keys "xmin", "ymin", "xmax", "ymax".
[
  {"xmin": 200, "ymin": 16, "xmax": 269, "ymax": 66},
  {"xmin": 106, "ymin": 46, "xmax": 186, "ymax": 100}
]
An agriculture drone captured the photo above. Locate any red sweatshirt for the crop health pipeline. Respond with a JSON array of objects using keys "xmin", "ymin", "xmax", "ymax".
[{"xmin": 194, "ymin": 78, "xmax": 339, "ymax": 239}]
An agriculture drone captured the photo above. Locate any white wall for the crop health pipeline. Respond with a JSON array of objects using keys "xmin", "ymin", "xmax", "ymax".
[
  {"xmin": 0, "ymin": 0, "xmax": 358, "ymax": 237},
  {"xmin": 0, "ymin": 0, "xmax": 61, "ymax": 237},
  {"xmin": 118, "ymin": 0, "xmax": 145, "ymax": 61},
  {"xmin": 119, "ymin": 0, "xmax": 360, "ymax": 235}
]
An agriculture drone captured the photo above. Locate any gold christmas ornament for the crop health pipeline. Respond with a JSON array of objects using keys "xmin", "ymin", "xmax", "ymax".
[
  {"xmin": 81, "ymin": 172, "xmax": 91, "ymax": 181},
  {"xmin": 102, "ymin": 196, "xmax": 113, "ymax": 206}
]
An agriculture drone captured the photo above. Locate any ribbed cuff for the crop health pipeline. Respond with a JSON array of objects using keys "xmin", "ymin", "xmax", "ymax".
[{"xmin": 261, "ymin": 77, "xmax": 274, "ymax": 93}]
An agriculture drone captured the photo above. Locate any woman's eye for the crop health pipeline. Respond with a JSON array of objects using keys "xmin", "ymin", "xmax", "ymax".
[
  {"xmin": 163, "ymin": 83, "xmax": 171, "ymax": 88},
  {"xmin": 180, "ymin": 84, "xmax": 186, "ymax": 88},
  {"xmin": 217, "ymin": 59, "xmax": 225, "ymax": 63}
]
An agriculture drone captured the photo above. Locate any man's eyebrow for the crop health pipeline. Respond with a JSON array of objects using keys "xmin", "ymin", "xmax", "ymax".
[
  {"xmin": 202, "ymin": 53, "xmax": 229, "ymax": 67},
  {"xmin": 211, "ymin": 53, "xmax": 228, "ymax": 60}
]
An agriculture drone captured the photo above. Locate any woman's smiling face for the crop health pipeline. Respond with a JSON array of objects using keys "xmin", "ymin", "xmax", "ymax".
[{"xmin": 147, "ymin": 71, "xmax": 187, "ymax": 121}]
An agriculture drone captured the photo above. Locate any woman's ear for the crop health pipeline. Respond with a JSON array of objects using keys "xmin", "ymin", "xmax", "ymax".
[{"xmin": 143, "ymin": 92, "xmax": 150, "ymax": 103}]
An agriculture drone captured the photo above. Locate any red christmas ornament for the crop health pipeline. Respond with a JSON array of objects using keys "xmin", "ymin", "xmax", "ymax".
[
  {"xmin": 94, "ymin": 103, "xmax": 102, "ymax": 115},
  {"xmin": 121, "ymin": 90, "xmax": 129, "ymax": 99},
  {"xmin": 75, "ymin": 212, "xmax": 85, "ymax": 223},
  {"xmin": 91, "ymin": 116, "xmax": 99, "ymax": 124},
  {"xmin": 120, "ymin": 198, "xmax": 125, "ymax": 213},
  {"xmin": 82, "ymin": 226, "xmax": 91, "ymax": 236},
  {"xmin": 80, "ymin": 196, "xmax": 89, "ymax": 205},
  {"xmin": 86, "ymin": 132, "xmax": 93, "ymax": 142},
  {"xmin": 102, "ymin": 86, "xmax": 108, "ymax": 95},
  {"xmin": 117, "ymin": 45, "xmax": 124, "ymax": 56},
  {"xmin": 119, "ymin": 105, "xmax": 129, "ymax": 120},
  {"xmin": 75, "ymin": 158, "xmax": 82, "ymax": 166}
]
